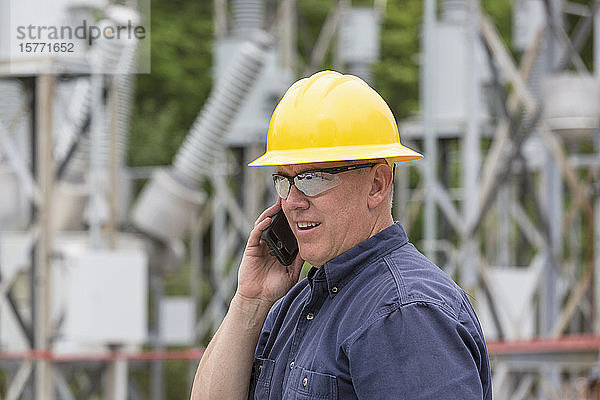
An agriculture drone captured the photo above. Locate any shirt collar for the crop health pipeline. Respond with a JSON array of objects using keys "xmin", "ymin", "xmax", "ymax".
[{"xmin": 308, "ymin": 222, "xmax": 409, "ymax": 297}]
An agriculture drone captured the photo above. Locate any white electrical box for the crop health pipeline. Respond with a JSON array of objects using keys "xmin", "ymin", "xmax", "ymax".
[
  {"xmin": 542, "ymin": 73, "xmax": 600, "ymax": 139},
  {"xmin": 0, "ymin": 232, "xmax": 149, "ymax": 351},
  {"xmin": 337, "ymin": 8, "xmax": 381, "ymax": 65},
  {"xmin": 159, "ymin": 296, "xmax": 196, "ymax": 345},
  {"xmin": 513, "ymin": 0, "xmax": 546, "ymax": 52},
  {"xmin": 433, "ymin": 22, "xmax": 468, "ymax": 124},
  {"xmin": 430, "ymin": 21, "xmax": 491, "ymax": 127},
  {"xmin": 477, "ymin": 266, "xmax": 538, "ymax": 340},
  {"xmin": 63, "ymin": 249, "xmax": 148, "ymax": 344}
]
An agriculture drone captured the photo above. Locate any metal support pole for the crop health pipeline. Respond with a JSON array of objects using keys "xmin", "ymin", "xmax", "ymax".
[
  {"xmin": 244, "ymin": 144, "xmax": 267, "ymax": 222},
  {"xmin": 394, "ymin": 159, "xmax": 409, "ymax": 223},
  {"xmin": 108, "ymin": 77, "xmax": 120, "ymax": 249},
  {"xmin": 594, "ymin": 129, "xmax": 600, "ymax": 335},
  {"xmin": 594, "ymin": 0, "xmax": 600, "ymax": 336},
  {"xmin": 28, "ymin": 76, "xmax": 38, "ymax": 399},
  {"xmin": 279, "ymin": 0, "xmax": 297, "ymax": 71},
  {"xmin": 539, "ymin": 0, "xmax": 563, "ymax": 339},
  {"xmin": 462, "ymin": 0, "xmax": 481, "ymax": 290},
  {"xmin": 539, "ymin": 1, "xmax": 563, "ymax": 397},
  {"xmin": 497, "ymin": 187, "xmax": 511, "ymax": 266},
  {"xmin": 34, "ymin": 73, "xmax": 54, "ymax": 400},
  {"xmin": 214, "ymin": 0, "xmax": 227, "ymax": 39},
  {"xmin": 211, "ymin": 163, "xmax": 228, "ymax": 324},
  {"xmin": 89, "ymin": 69, "xmax": 104, "ymax": 249},
  {"xmin": 151, "ymin": 273, "xmax": 165, "ymax": 400},
  {"xmin": 104, "ymin": 77, "xmax": 127, "ymax": 400},
  {"xmin": 423, "ymin": 0, "xmax": 438, "ymax": 262},
  {"xmin": 189, "ymin": 208, "xmax": 203, "ymax": 391},
  {"xmin": 105, "ymin": 354, "xmax": 128, "ymax": 400}
]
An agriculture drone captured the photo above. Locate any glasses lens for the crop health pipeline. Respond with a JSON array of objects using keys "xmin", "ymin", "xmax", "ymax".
[
  {"xmin": 273, "ymin": 175, "xmax": 290, "ymax": 198},
  {"xmin": 295, "ymin": 172, "xmax": 341, "ymax": 196}
]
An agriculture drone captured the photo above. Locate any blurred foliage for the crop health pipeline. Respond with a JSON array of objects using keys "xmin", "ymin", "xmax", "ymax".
[
  {"xmin": 482, "ymin": 0, "xmax": 512, "ymax": 52},
  {"xmin": 296, "ymin": 0, "xmax": 334, "ymax": 70},
  {"xmin": 373, "ymin": 0, "xmax": 422, "ymax": 119},
  {"xmin": 129, "ymin": 0, "xmax": 213, "ymax": 167}
]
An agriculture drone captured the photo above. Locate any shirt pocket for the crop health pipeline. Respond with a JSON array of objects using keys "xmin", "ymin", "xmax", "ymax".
[
  {"xmin": 251, "ymin": 357, "xmax": 276, "ymax": 400},
  {"xmin": 284, "ymin": 365, "xmax": 338, "ymax": 400}
]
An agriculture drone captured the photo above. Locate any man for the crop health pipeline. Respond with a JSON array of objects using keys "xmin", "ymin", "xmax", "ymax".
[{"xmin": 191, "ymin": 71, "xmax": 492, "ymax": 399}]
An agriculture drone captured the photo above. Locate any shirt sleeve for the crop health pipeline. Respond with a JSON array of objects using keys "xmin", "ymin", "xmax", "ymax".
[
  {"xmin": 248, "ymin": 301, "xmax": 282, "ymax": 400},
  {"xmin": 345, "ymin": 301, "xmax": 490, "ymax": 400}
]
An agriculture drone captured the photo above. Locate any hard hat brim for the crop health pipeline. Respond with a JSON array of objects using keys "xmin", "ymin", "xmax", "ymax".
[{"xmin": 248, "ymin": 143, "xmax": 423, "ymax": 166}]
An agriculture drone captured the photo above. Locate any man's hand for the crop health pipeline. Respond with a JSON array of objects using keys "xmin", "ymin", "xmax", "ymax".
[
  {"xmin": 190, "ymin": 200, "xmax": 304, "ymax": 400},
  {"xmin": 237, "ymin": 199, "xmax": 304, "ymax": 306}
]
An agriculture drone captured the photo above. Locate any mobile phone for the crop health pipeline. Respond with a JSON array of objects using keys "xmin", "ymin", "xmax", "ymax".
[{"xmin": 261, "ymin": 210, "xmax": 299, "ymax": 266}]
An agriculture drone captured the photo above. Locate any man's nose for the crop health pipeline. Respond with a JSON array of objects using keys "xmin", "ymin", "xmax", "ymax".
[{"xmin": 284, "ymin": 184, "xmax": 309, "ymax": 209}]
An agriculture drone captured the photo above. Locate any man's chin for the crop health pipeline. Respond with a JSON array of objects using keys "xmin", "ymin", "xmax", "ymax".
[{"xmin": 298, "ymin": 247, "xmax": 325, "ymax": 269}]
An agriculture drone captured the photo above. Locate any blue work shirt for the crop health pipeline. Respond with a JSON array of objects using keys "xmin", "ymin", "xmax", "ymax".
[{"xmin": 249, "ymin": 222, "xmax": 492, "ymax": 399}]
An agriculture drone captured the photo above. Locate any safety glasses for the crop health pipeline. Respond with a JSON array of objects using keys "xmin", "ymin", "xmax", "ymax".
[{"xmin": 272, "ymin": 163, "xmax": 377, "ymax": 199}]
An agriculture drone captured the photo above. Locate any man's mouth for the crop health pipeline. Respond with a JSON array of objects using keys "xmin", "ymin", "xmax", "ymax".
[{"xmin": 297, "ymin": 221, "xmax": 321, "ymax": 231}]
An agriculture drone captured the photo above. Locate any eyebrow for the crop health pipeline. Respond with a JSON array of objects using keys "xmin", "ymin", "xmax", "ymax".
[
  {"xmin": 274, "ymin": 168, "xmax": 321, "ymax": 179},
  {"xmin": 276, "ymin": 163, "xmax": 377, "ymax": 179}
]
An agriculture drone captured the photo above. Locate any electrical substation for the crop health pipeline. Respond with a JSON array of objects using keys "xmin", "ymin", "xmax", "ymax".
[{"xmin": 0, "ymin": 0, "xmax": 599, "ymax": 398}]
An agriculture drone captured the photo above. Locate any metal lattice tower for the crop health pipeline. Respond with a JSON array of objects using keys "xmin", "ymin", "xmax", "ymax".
[
  {"xmin": 1, "ymin": 0, "xmax": 599, "ymax": 399},
  {"xmin": 401, "ymin": 0, "xmax": 600, "ymax": 397}
]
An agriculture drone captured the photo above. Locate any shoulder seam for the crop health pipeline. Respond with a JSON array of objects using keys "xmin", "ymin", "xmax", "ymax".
[
  {"xmin": 384, "ymin": 252, "xmax": 408, "ymax": 303},
  {"xmin": 342, "ymin": 301, "xmax": 460, "ymax": 355}
]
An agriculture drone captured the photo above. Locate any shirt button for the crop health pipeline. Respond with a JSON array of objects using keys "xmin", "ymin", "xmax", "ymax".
[
  {"xmin": 289, "ymin": 361, "xmax": 294, "ymax": 370},
  {"xmin": 331, "ymin": 286, "xmax": 338, "ymax": 294},
  {"xmin": 302, "ymin": 377, "xmax": 308, "ymax": 387},
  {"xmin": 306, "ymin": 312, "xmax": 314, "ymax": 320},
  {"xmin": 258, "ymin": 364, "xmax": 263, "ymax": 374}
]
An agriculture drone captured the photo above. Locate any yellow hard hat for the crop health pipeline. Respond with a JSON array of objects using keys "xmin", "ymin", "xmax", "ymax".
[{"xmin": 248, "ymin": 70, "xmax": 422, "ymax": 166}]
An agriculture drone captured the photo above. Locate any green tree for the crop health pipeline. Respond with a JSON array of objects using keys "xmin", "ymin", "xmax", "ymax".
[
  {"xmin": 129, "ymin": 0, "xmax": 213, "ymax": 167},
  {"xmin": 374, "ymin": 0, "xmax": 422, "ymax": 120}
]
